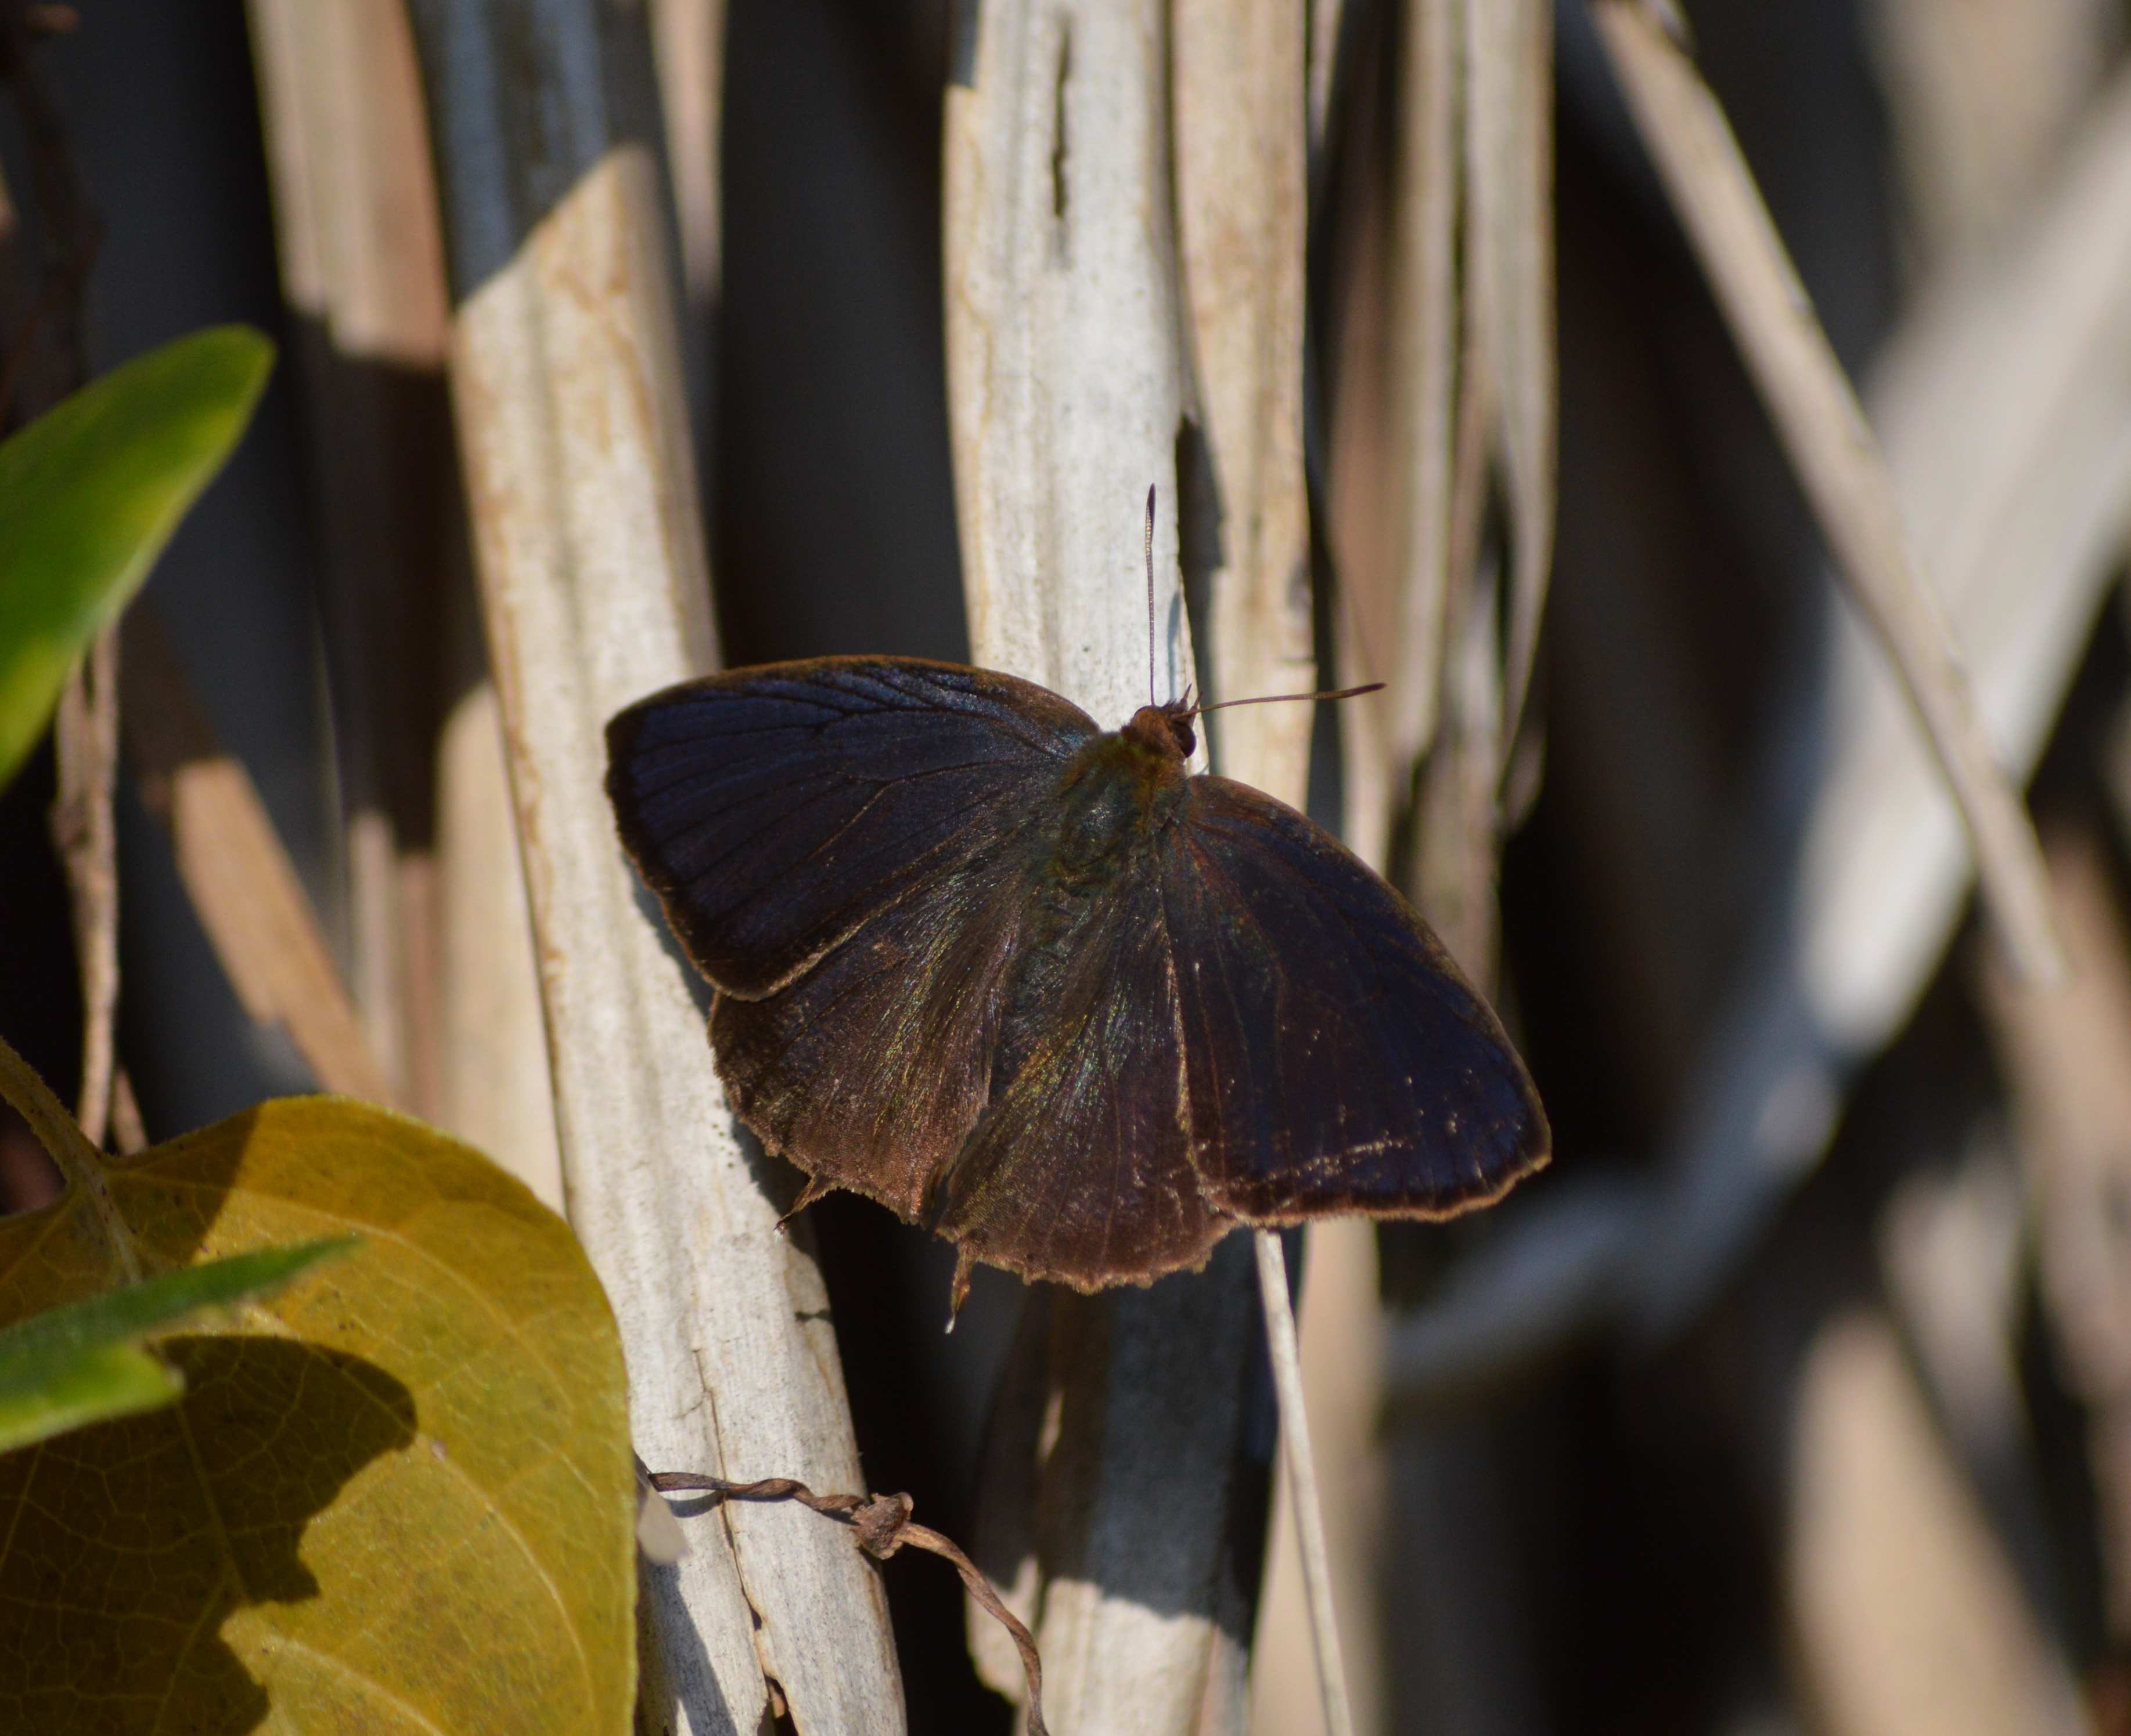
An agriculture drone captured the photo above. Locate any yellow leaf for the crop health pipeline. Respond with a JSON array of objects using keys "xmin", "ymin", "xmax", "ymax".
[{"xmin": 0, "ymin": 1076, "xmax": 635, "ymax": 1734}]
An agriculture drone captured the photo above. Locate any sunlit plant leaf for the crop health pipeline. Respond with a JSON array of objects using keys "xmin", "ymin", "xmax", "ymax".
[
  {"xmin": 0, "ymin": 1039, "xmax": 636, "ymax": 1734},
  {"xmin": 0, "ymin": 1237, "xmax": 355, "ymax": 1453},
  {"xmin": 0, "ymin": 324, "xmax": 272, "ymax": 787}
]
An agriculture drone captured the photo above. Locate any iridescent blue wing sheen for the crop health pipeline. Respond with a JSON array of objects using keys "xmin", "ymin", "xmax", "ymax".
[
  {"xmin": 1160, "ymin": 777, "xmax": 1549, "ymax": 1221},
  {"xmin": 604, "ymin": 657, "xmax": 1097, "ymax": 999}
]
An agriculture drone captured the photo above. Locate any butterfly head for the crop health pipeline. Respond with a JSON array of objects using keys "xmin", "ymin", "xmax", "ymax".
[{"xmin": 1123, "ymin": 701, "xmax": 1197, "ymax": 762}]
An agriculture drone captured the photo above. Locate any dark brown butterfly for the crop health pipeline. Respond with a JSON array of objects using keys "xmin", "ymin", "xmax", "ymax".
[{"xmin": 604, "ymin": 657, "xmax": 1548, "ymax": 1307}]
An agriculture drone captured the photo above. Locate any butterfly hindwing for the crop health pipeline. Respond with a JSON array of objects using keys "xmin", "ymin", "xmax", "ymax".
[
  {"xmin": 1160, "ymin": 776, "xmax": 1549, "ymax": 1222},
  {"xmin": 604, "ymin": 657, "xmax": 1097, "ymax": 998},
  {"xmin": 710, "ymin": 831, "xmax": 1034, "ymax": 1219},
  {"xmin": 930, "ymin": 849, "xmax": 1222, "ymax": 1291}
]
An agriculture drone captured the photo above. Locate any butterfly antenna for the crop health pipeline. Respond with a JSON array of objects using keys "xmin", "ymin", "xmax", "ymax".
[
  {"xmin": 1193, "ymin": 680, "xmax": 1385, "ymax": 718},
  {"xmin": 1144, "ymin": 483, "xmax": 1158, "ymax": 707}
]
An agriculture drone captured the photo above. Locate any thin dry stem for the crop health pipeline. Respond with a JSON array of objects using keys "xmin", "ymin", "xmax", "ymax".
[
  {"xmin": 1977, "ymin": 826, "xmax": 2131, "ymax": 1638},
  {"xmin": 1253, "ymin": 1231, "xmax": 1356, "ymax": 1736},
  {"xmin": 1407, "ymin": 286, "xmax": 1503, "ymax": 973},
  {"xmin": 1592, "ymin": 0, "xmax": 2064, "ymax": 988},
  {"xmin": 2, "ymin": 0, "xmax": 116, "ymax": 1149},
  {"xmin": 0, "ymin": 1029, "xmax": 139, "ymax": 1280},
  {"xmin": 1386, "ymin": 0, "xmax": 1460, "ymax": 775},
  {"xmin": 1174, "ymin": 0, "xmax": 1314, "ymax": 872},
  {"xmin": 1172, "ymin": 8, "xmax": 1364, "ymax": 1725},
  {"xmin": 1306, "ymin": 0, "xmax": 1344, "ymax": 152},
  {"xmin": 1463, "ymin": 0, "xmax": 1554, "ymax": 748},
  {"xmin": 107, "ymin": 1068, "xmax": 145, "ymax": 1155},
  {"xmin": 1409, "ymin": 557, "xmax": 1505, "ymax": 984},
  {"xmin": 1326, "ymin": 66, "xmax": 1408, "ymax": 884},
  {"xmin": 52, "ymin": 630, "xmax": 120, "ymax": 1146},
  {"xmin": 649, "ymin": 0, "xmax": 724, "ymax": 312}
]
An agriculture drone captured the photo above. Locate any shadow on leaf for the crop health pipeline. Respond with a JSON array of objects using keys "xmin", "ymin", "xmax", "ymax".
[{"xmin": 0, "ymin": 1335, "xmax": 415, "ymax": 1733}]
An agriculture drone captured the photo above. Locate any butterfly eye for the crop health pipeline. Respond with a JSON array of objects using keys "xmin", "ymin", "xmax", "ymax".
[{"xmin": 1151, "ymin": 701, "xmax": 1197, "ymax": 758}]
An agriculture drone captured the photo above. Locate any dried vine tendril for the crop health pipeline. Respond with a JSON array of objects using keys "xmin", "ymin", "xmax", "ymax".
[{"xmin": 645, "ymin": 1468, "xmax": 1048, "ymax": 1735}]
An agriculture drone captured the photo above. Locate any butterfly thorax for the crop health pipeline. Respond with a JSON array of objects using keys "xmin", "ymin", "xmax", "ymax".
[
  {"xmin": 1047, "ymin": 719, "xmax": 1189, "ymax": 882},
  {"xmin": 991, "ymin": 720, "xmax": 1187, "ymax": 1092}
]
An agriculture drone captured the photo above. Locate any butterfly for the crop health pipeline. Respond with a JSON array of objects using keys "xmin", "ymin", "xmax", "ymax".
[{"xmin": 604, "ymin": 653, "xmax": 1550, "ymax": 1310}]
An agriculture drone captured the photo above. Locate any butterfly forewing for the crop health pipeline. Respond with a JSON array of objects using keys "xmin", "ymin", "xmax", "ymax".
[
  {"xmin": 712, "ymin": 836, "xmax": 1034, "ymax": 1219},
  {"xmin": 1160, "ymin": 776, "xmax": 1549, "ymax": 1222},
  {"xmin": 604, "ymin": 658, "xmax": 1097, "ymax": 997}
]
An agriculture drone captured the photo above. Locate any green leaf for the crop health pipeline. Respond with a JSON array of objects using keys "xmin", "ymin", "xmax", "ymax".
[
  {"xmin": 0, "ymin": 1043, "xmax": 636, "ymax": 1734},
  {"xmin": 0, "ymin": 324, "xmax": 273, "ymax": 787},
  {"xmin": 0, "ymin": 1237, "xmax": 356, "ymax": 1453},
  {"xmin": 0, "ymin": 1342, "xmax": 181, "ymax": 1453}
]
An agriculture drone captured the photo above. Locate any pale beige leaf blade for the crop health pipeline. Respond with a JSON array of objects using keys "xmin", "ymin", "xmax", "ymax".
[
  {"xmin": 1463, "ymin": 0, "xmax": 1556, "ymax": 746},
  {"xmin": 1387, "ymin": 0, "xmax": 1462, "ymax": 780},
  {"xmin": 1174, "ymin": 0, "xmax": 1314, "ymax": 808},
  {"xmin": 1798, "ymin": 55, "xmax": 2131, "ymax": 1050},
  {"xmin": 123, "ymin": 614, "xmax": 395, "ymax": 1108},
  {"xmin": 945, "ymin": 3, "xmax": 1255, "ymax": 1730},
  {"xmin": 245, "ymin": 0, "xmax": 455, "ymax": 1115},
  {"xmin": 1591, "ymin": 0, "xmax": 2063, "ymax": 988},
  {"xmin": 404, "ymin": 3, "xmax": 902, "ymax": 1726},
  {"xmin": 1174, "ymin": 7, "xmax": 1366, "ymax": 1733}
]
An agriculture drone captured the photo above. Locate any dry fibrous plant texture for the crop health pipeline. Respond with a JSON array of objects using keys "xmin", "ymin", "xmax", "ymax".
[
  {"xmin": 404, "ymin": 2, "xmax": 899, "ymax": 1729},
  {"xmin": 946, "ymin": 7, "xmax": 1255, "ymax": 1729},
  {"xmin": 1594, "ymin": 0, "xmax": 2062, "ymax": 996},
  {"xmin": 244, "ymin": 0, "xmax": 563, "ymax": 1208},
  {"xmin": 246, "ymin": 0, "xmax": 453, "ymax": 1122},
  {"xmin": 121, "ymin": 614, "xmax": 391, "ymax": 1105}
]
